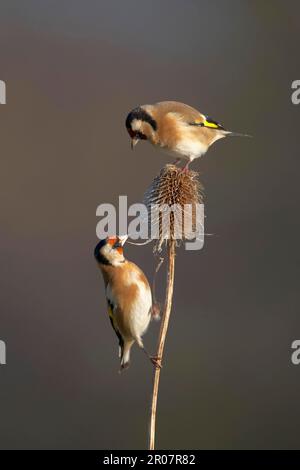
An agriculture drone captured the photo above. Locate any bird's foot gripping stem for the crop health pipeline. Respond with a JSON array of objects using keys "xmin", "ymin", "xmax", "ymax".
[
  {"xmin": 150, "ymin": 355, "xmax": 162, "ymax": 369},
  {"xmin": 141, "ymin": 346, "xmax": 162, "ymax": 368}
]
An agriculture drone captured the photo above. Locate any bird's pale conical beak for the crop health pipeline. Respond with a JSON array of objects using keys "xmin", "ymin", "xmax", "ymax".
[
  {"xmin": 131, "ymin": 137, "xmax": 139, "ymax": 150},
  {"xmin": 118, "ymin": 235, "xmax": 128, "ymax": 246}
]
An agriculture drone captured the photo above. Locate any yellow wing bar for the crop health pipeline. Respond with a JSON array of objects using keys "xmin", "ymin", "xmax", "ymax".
[{"xmin": 192, "ymin": 116, "xmax": 225, "ymax": 130}]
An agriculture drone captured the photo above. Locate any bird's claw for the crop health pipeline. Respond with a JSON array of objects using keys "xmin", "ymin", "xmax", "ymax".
[
  {"xmin": 150, "ymin": 356, "xmax": 162, "ymax": 369},
  {"xmin": 180, "ymin": 163, "xmax": 190, "ymax": 173}
]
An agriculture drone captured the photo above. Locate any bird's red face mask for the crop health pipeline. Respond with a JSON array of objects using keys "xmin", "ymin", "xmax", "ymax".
[
  {"xmin": 127, "ymin": 128, "xmax": 147, "ymax": 149},
  {"xmin": 107, "ymin": 236, "xmax": 128, "ymax": 255}
]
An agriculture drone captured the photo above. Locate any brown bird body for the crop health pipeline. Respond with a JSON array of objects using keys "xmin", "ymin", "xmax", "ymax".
[
  {"xmin": 126, "ymin": 101, "xmax": 249, "ymax": 169},
  {"xmin": 94, "ymin": 236, "xmax": 152, "ymax": 369}
]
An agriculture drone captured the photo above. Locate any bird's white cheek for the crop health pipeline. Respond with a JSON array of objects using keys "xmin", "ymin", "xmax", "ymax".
[{"xmin": 131, "ymin": 119, "xmax": 142, "ymax": 131}]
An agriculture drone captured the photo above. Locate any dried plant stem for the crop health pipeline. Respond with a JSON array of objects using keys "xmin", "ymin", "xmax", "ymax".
[{"xmin": 149, "ymin": 239, "xmax": 176, "ymax": 450}]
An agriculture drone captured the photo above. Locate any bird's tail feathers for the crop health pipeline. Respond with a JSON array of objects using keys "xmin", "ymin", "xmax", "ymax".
[{"xmin": 224, "ymin": 130, "xmax": 252, "ymax": 138}]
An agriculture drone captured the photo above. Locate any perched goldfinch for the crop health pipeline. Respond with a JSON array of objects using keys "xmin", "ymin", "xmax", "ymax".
[
  {"xmin": 126, "ymin": 101, "xmax": 249, "ymax": 170},
  {"xmin": 94, "ymin": 235, "xmax": 155, "ymax": 370}
]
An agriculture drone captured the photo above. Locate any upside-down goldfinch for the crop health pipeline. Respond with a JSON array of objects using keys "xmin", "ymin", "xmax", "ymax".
[{"xmin": 94, "ymin": 235, "xmax": 158, "ymax": 370}]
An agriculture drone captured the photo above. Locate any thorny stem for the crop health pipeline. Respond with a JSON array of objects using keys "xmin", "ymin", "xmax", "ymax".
[{"xmin": 148, "ymin": 239, "xmax": 176, "ymax": 450}]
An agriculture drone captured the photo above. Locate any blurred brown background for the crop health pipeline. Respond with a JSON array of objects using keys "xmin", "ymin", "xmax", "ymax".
[{"xmin": 0, "ymin": 0, "xmax": 299, "ymax": 449}]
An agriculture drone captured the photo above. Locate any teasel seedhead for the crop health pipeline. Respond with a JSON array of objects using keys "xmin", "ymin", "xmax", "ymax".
[{"xmin": 144, "ymin": 164, "xmax": 204, "ymax": 252}]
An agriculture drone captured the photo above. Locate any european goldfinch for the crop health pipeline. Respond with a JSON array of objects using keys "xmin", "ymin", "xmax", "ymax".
[
  {"xmin": 126, "ymin": 101, "xmax": 249, "ymax": 170},
  {"xmin": 94, "ymin": 235, "xmax": 155, "ymax": 370}
]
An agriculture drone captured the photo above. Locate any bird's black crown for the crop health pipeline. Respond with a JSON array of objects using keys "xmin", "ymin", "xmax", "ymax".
[
  {"xmin": 94, "ymin": 239, "xmax": 110, "ymax": 265},
  {"xmin": 125, "ymin": 106, "xmax": 157, "ymax": 131}
]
